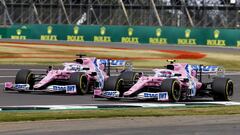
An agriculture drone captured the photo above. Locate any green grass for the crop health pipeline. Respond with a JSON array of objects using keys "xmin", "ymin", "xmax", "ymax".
[{"xmin": 1, "ymin": 106, "xmax": 240, "ymax": 122}]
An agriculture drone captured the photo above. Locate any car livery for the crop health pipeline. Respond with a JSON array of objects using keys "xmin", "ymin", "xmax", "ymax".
[
  {"xmin": 94, "ymin": 61, "xmax": 234, "ymax": 102},
  {"xmin": 4, "ymin": 54, "xmax": 128, "ymax": 95}
]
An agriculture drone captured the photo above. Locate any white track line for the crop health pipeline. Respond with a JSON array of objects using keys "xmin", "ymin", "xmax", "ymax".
[{"xmin": 0, "ymin": 76, "xmax": 15, "ymax": 78}]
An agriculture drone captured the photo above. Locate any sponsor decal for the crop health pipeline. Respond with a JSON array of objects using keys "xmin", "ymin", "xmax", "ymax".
[
  {"xmin": 191, "ymin": 65, "xmax": 219, "ymax": 72},
  {"xmin": 51, "ymin": 85, "xmax": 76, "ymax": 92},
  {"xmin": 65, "ymin": 85, "xmax": 77, "ymax": 94},
  {"xmin": 94, "ymin": 27, "xmax": 111, "ymax": 42},
  {"xmin": 96, "ymin": 59, "xmax": 126, "ymax": 66},
  {"xmin": 40, "ymin": 26, "xmax": 58, "ymax": 41},
  {"xmin": 67, "ymin": 35, "xmax": 84, "ymax": 42},
  {"xmin": 207, "ymin": 29, "xmax": 226, "ymax": 46},
  {"xmin": 149, "ymin": 28, "xmax": 168, "ymax": 45},
  {"xmin": 121, "ymin": 27, "xmax": 139, "ymax": 43},
  {"xmin": 143, "ymin": 92, "xmax": 159, "ymax": 98},
  {"xmin": 94, "ymin": 60, "xmax": 105, "ymax": 89},
  {"xmin": 11, "ymin": 29, "xmax": 27, "ymax": 40},
  {"xmin": 158, "ymin": 92, "xmax": 169, "ymax": 101},
  {"xmin": 67, "ymin": 26, "xmax": 85, "ymax": 42},
  {"xmin": 67, "ymin": 64, "xmax": 83, "ymax": 72},
  {"xmin": 140, "ymin": 92, "xmax": 169, "ymax": 101},
  {"xmin": 14, "ymin": 84, "xmax": 30, "ymax": 90},
  {"xmin": 177, "ymin": 29, "xmax": 197, "ymax": 45},
  {"xmin": 103, "ymin": 91, "xmax": 119, "ymax": 97},
  {"xmin": 185, "ymin": 64, "xmax": 197, "ymax": 96}
]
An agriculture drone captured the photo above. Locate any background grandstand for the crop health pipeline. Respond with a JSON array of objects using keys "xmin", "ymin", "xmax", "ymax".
[{"xmin": 0, "ymin": 0, "xmax": 239, "ymax": 28}]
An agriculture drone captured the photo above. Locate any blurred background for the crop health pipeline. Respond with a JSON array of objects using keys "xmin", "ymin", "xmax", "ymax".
[{"xmin": 0, "ymin": 0, "xmax": 239, "ymax": 28}]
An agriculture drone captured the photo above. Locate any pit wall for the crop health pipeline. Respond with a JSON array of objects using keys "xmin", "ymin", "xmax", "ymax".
[{"xmin": 0, "ymin": 24, "xmax": 239, "ymax": 47}]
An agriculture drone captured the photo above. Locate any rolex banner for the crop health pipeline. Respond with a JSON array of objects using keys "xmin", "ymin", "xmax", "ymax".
[
  {"xmin": 0, "ymin": 27, "xmax": 7, "ymax": 39},
  {"xmin": 3, "ymin": 24, "xmax": 240, "ymax": 47}
]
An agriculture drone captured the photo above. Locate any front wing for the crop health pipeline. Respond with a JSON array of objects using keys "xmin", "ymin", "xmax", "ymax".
[
  {"xmin": 4, "ymin": 82, "xmax": 77, "ymax": 94},
  {"xmin": 93, "ymin": 89, "xmax": 169, "ymax": 101}
]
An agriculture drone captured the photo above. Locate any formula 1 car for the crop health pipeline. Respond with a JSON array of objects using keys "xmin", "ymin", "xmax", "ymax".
[
  {"xmin": 94, "ymin": 60, "xmax": 234, "ymax": 101},
  {"xmin": 4, "ymin": 54, "xmax": 138, "ymax": 95}
]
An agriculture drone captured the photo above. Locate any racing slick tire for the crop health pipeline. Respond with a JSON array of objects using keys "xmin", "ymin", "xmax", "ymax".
[
  {"xmin": 103, "ymin": 76, "xmax": 124, "ymax": 100},
  {"xmin": 119, "ymin": 71, "xmax": 139, "ymax": 82},
  {"xmin": 161, "ymin": 79, "xmax": 181, "ymax": 102},
  {"xmin": 119, "ymin": 71, "xmax": 139, "ymax": 90},
  {"xmin": 15, "ymin": 69, "xmax": 34, "ymax": 92},
  {"xmin": 212, "ymin": 77, "xmax": 233, "ymax": 101},
  {"xmin": 69, "ymin": 72, "xmax": 88, "ymax": 95}
]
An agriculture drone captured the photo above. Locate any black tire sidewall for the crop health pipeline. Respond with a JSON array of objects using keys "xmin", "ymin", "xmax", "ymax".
[
  {"xmin": 119, "ymin": 71, "xmax": 138, "ymax": 82},
  {"xmin": 69, "ymin": 72, "xmax": 88, "ymax": 95},
  {"xmin": 103, "ymin": 76, "xmax": 123, "ymax": 96},
  {"xmin": 161, "ymin": 79, "xmax": 181, "ymax": 102},
  {"xmin": 15, "ymin": 69, "xmax": 34, "ymax": 89},
  {"xmin": 212, "ymin": 77, "xmax": 233, "ymax": 101}
]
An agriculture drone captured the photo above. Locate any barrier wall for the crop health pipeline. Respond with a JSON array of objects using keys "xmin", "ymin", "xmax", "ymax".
[
  {"xmin": 1, "ymin": 24, "xmax": 240, "ymax": 47},
  {"xmin": 0, "ymin": 27, "xmax": 7, "ymax": 39}
]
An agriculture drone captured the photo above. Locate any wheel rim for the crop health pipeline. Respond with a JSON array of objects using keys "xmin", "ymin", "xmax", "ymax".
[
  {"xmin": 26, "ymin": 73, "xmax": 33, "ymax": 89},
  {"xmin": 80, "ymin": 76, "xmax": 88, "ymax": 93},
  {"xmin": 115, "ymin": 79, "xmax": 123, "ymax": 95},
  {"xmin": 26, "ymin": 73, "xmax": 32, "ymax": 84},
  {"xmin": 172, "ymin": 81, "xmax": 181, "ymax": 101},
  {"xmin": 226, "ymin": 80, "xmax": 233, "ymax": 100},
  {"xmin": 133, "ymin": 74, "xmax": 139, "ymax": 82}
]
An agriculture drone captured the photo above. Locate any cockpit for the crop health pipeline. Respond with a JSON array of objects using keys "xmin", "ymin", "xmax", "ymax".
[
  {"xmin": 153, "ymin": 69, "xmax": 174, "ymax": 78},
  {"xmin": 63, "ymin": 63, "xmax": 84, "ymax": 72}
]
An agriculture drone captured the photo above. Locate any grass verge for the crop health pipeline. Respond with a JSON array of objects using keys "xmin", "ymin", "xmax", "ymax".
[
  {"xmin": 0, "ymin": 106, "xmax": 240, "ymax": 122},
  {"xmin": 0, "ymin": 43, "xmax": 240, "ymax": 70}
]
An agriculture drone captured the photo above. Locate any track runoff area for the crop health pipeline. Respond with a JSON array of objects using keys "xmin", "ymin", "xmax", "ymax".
[{"xmin": 0, "ymin": 41, "xmax": 240, "ymax": 111}]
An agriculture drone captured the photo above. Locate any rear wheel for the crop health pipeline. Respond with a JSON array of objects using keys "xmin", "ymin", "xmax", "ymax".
[
  {"xmin": 69, "ymin": 72, "xmax": 88, "ymax": 95},
  {"xmin": 103, "ymin": 76, "xmax": 123, "ymax": 99},
  {"xmin": 212, "ymin": 77, "xmax": 233, "ymax": 101},
  {"xmin": 119, "ymin": 71, "xmax": 139, "ymax": 82},
  {"xmin": 161, "ymin": 79, "xmax": 181, "ymax": 102},
  {"xmin": 15, "ymin": 69, "xmax": 34, "ymax": 92},
  {"xmin": 119, "ymin": 71, "xmax": 139, "ymax": 91}
]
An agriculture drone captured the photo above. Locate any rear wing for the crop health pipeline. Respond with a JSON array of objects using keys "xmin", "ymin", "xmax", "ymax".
[
  {"xmin": 96, "ymin": 59, "xmax": 127, "ymax": 67},
  {"xmin": 190, "ymin": 65, "xmax": 225, "ymax": 73},
  {"xmin": 95, "ymin": 59, "xmax": 132, "ymax": 76},
  {"xmin": 190, "ymin": 65, "xmax": 225, "ymax": 82}
]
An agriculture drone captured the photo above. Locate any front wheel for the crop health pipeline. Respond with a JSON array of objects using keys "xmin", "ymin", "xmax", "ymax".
[
  {"xmin": 212, "ymin": 77, "xmax": 233, "ymax": 101},
  {"xmin": 69, "ymin": 72, "xmax": 88, "ymax": 95},
  {"xmin": 15, "ymin": 69, "xmax": 34, "ymax": 92},
  {"xmin": 103, "ymin": 76, "xmax": 123, "ymax": 100},
  {"xmin": 161, "ymin": 79, "xmax": 181, "ymax": 102}
]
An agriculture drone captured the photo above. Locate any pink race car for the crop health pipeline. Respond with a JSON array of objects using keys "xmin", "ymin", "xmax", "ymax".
[
  {"xmin": 94, "ymin": 60, "xmax": 234, "ymax": 102},
  {"xmin": 4, "ymin": 54, "xmax": 133, "ymax": 95}
]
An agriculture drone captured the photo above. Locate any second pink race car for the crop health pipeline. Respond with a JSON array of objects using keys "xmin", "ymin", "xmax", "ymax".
[{"xmin": 94, "ymin": 60, "xmax": 234, "ymax": 102}]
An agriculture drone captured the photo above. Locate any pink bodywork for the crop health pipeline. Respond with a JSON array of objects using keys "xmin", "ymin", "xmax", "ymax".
[
  {"xmin": 34, "ymin": 57, "xmax": 108, "ymax": 89},
  {"xmin": 123, "ymin": 63, "xmax": 202, "ymax": 96}
]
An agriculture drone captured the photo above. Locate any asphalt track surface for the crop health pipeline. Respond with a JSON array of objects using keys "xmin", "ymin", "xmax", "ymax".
[
  {"xmin": 0, "ymin": 65, "xmax": 239, "ymax": 106},
  {"xmin": 0, "ymin": 40, "xmax": 239, "ymax": 105},
  {"xmin": 0, "ymin": 40, "xmax": 240, "ymax": 135}
]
